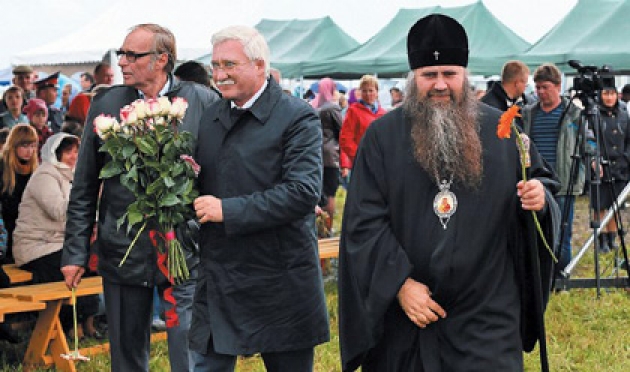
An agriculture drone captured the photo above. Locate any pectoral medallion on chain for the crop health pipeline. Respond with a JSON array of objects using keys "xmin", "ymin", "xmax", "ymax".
[{"xmin": 433, "ymin": 179, "xmax": 457, "ymax": 229}]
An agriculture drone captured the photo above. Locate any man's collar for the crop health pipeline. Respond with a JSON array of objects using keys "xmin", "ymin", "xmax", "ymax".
[{"xmin": 138, "ymin": 75, "xmax": 172, "ymax": 99}]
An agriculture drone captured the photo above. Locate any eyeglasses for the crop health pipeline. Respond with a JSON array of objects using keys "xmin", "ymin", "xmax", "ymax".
[
  {"xmin": 210, "ymin": 60, "xmax": 250, "ymax": 72},
  {"xmin": 116, "ymin": 49, "xmax": 158, "ymax": 63}
]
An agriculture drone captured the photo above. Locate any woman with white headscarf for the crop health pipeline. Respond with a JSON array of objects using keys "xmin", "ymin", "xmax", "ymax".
[{"xmin": 13, "ymin": 132, "xmax": 102, "ymax": 339}]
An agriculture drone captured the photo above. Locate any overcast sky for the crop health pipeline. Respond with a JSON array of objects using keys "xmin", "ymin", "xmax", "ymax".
[{"xmin": 1, "ymin": 0, "xmax": 577, "ymax": 68}]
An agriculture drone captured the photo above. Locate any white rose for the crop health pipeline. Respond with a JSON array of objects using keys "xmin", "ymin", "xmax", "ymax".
[
  {"xmin": 94, "ymin": 115, "xmax": 119, "ymax": 139},
  {"xmin": 120, "ymin": 105, "xmax": 138, "ymax": 125},
  {"xmin": 132, "ymin": 99, "xmax": 148, "ymax": 119},
  {"xmin": 155, "ymin": 116, "xmax": 166, "ymax": 126},
  {"xmin": 147, "ymin": 99, "xmax": 161, "ymax": 117},
  {"xmin": 169, "ymin": 97, "xmax": 188, "ymax": 119},
  {"xmin": 158, "ymin": 96, "xmax": 171, "ymax": 115}
]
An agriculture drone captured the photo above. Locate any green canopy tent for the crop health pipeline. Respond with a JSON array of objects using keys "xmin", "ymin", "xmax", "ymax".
[
  {"xmin": 300, "ymin": 1, "xmax": 531, "ymax": 79},
  {"xmin": 518, "ymin": 0, "xmax": 630, "ymax": 73},
  {"xmin": 196, "ymin": 17, "xmax": 359, "ymax": 79}
]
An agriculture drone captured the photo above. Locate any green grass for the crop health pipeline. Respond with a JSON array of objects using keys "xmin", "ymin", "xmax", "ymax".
[{"xmin": 2, "ymin": 195, "xmax": 628, "ymax": 371}]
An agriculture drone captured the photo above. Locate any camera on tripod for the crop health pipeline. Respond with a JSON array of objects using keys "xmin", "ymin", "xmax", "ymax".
[{"xmin": 569, "ymin": 60, "xmax": 614, "ymax": 100}]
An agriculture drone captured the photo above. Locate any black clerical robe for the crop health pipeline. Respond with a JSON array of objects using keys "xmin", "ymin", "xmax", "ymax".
[{"xmin": 339, "ymin": 104, "xmax": 560, "ymax": 371}]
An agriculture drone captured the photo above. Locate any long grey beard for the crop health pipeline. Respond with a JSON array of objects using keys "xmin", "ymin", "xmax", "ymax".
[{"xmin": 404, "ymin": 75, "xmax": 483, "ymax": 189}]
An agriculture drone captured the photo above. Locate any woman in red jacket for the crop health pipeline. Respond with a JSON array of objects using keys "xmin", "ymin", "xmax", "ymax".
[{"xmin": 339, "ymin": 75, "xmax": 387, "ymax": 177}]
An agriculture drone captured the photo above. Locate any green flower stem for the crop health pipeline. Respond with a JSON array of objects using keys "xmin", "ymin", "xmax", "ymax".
[
  {"xmin": 166, "ymin": 236, "xmax": 189, "ymax": 285},
  {"xmin": 513, "ymin": 124, "xmax": 558, "ymax": 263},
  {"xmin": 72, "ymin": 288, "xmax": 79, "ymax": 353},
  {"xmin": 119, "ymin": 221, "xmax": 148, "ymax": 267}
]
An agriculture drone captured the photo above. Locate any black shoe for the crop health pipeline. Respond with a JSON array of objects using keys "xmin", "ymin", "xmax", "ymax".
[
  {"xmin": 607, "ymin": 232, "xmax": 619, "ymax": 250},
  {"xmin": 598, "ymin": 235, "xmax": 610, "ymax": 253}
]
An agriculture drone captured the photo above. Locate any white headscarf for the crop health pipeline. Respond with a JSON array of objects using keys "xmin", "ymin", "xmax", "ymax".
[{"xmin": 40, "ymin": 132, "xmax": 78, "ymax": 167}]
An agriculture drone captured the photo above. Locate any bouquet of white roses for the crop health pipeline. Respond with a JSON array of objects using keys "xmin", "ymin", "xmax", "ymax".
[{"xmin": 94, "ymin": 97, "xmax": 200, "ymax": 284}]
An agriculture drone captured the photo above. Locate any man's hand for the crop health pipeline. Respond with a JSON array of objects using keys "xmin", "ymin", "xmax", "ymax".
[
  {"xmin": 397, "ymin": 278, "xmax": 446, "ymax": 328},
  {"xmin": 591, "ymin": 160, "xmax": 604, "ymax": 178},
  {"xmin": 194, "ymin": 195, "xmax": 224, "ymax": 223},
  {"xmin": 517, "ymin": 179, "xmax": 545, "ymax": 211},
  {"xmin": 61, "ymin": 265, "xmax": 85, "ymax": 290}
]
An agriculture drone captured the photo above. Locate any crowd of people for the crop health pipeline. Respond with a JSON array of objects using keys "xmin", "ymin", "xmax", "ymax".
[{"xmin": 0, "ymin": 13, "xmax": 626, "ymax": 372}]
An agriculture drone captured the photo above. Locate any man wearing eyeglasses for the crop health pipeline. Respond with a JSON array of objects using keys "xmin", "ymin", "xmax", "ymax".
[
  {"xmin": 61, "ymin": 23, "xmax": 219, "ymax": 372},
  {"xmin": 190, "ymin": 25, "xmax": 329, "ymax": 371}
]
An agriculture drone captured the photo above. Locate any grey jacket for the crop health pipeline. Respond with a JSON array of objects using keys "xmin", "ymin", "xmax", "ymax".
[
  {"xmin": 522, "ymin": 97, "xmax": 584, "ymax": 195},
  {"xmin": 61, "ymin": 77, "xmax": 219, "ymax": 286}
]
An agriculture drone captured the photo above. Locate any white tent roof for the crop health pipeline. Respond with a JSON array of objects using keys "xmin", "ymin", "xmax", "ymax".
[{"xmin": 12, "ymin": 0, "xmax": 262, "ymax": 66}]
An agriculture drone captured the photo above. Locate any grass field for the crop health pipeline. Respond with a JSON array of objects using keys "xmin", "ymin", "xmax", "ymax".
[{"xmin": 1, "ymin": 194, "xmax": 628, "ymax": 371}]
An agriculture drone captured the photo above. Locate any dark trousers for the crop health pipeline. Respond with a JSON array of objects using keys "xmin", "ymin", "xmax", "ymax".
[
  {"xmin": 193, "ymin": 340, "xmax": 314, "ymax": 372},
  {"xmin": 104, "ymin": 277, "xmax": 197, "ymax": 372},
  {"xmin": 555, "ymin": 195, "xmax": 575, "ymax": 275},
  {"xmin": 103, "ymin": 280, "xmax": 153, "ymax": 372}
]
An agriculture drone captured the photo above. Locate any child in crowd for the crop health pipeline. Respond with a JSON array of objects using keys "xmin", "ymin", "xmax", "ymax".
[
  {"xmin": 0, "ymin": 87, "xmax": 28, "ymax": 129},
  {"xmin": 23, "ymin": 98, "xmax": 53, "ymax": 156}
]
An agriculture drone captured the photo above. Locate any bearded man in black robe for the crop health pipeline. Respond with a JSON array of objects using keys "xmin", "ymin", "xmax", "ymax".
[{"xmin": 338, "ymin": 14, "xmax": 561, "ymax": 372}]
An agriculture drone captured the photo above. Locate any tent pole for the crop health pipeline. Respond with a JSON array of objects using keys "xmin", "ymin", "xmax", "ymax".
[{"xmin": 109, "ymin": 49, "xmax": 123, "ymax": 85}]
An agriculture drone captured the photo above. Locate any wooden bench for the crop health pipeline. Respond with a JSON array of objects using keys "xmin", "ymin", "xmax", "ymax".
[
  {"xmin": 0, "ymin": 297, "xmax": 46, "ymax": 322},
  {"xmin": 2, "ymin": 263, "xmax": 33, "ymax": 284},
  {"xmin": 0, "ymin": 276, "xmax": 103, "ymax": 372},
  {"xmin": 318, "ymin": 236, "xmax": 340, "ymax": 259}
]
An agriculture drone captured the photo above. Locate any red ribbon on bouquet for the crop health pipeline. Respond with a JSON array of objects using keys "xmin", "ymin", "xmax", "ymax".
[{"xmin": 150, "ymin": 230, "xmax": 179, "ymax": 328}]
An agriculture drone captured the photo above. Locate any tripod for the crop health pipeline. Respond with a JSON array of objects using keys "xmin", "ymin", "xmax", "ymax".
[{"xmin": 558, "ymin": 93, "xmax": 630, "ymax": 296}]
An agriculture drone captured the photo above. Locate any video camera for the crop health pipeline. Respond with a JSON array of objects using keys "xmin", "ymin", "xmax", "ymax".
[{"xmin": 569, "ymin": 60, "xmax": 615, "ymax": 99}]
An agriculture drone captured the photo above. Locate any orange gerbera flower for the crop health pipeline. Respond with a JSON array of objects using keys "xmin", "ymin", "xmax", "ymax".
[
  {"xmin": 496, "ymin": 104, "xmax": 557, "ymax": 263},
  {"xmin": 497, "ymin": 105, "xmax": 521, "ymax": 139}
]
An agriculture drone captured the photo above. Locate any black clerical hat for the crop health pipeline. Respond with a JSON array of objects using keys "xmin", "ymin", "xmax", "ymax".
[{"xmin": 407, "ymin": 14, "xmax": 469, "ymax": 70}]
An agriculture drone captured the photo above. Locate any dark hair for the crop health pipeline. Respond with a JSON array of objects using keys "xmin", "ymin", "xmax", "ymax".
[
  {"xmin": 81, "ymin": 72, "xmax": 95, "ymax": 85},
  {"xmin": 0, "ymin": 127, "xmax": 10, "ymax": 145},
  {"xmin": 303, "ymin": 89, "xmax": 315, "ymax": 100},
  {"xmin": 94, "ymin": 63, "xmax": 111, "ymax": 76},
  {"xmin": 55, "ymin": 136, "xmax": 80, "ymax": 162},
  {"xmin": 389, "ymin": 87, "xmax": 402, "ymax": 94},
  {"xmin": 2, "ymin": 85, "xmax": 24, "ymax": 101},
  {"xmin": 622, "ymin": 84, "xmax": 630, "ymax": 95},
  {"xmin": 174, "ymin": 61, "xmax": 211, "ymax": 87},
  {"xmin": 533, "ymin": 63, "xmax": 561, "ymax": 85},
  {"xmin": 61, "ymin": 120, "xmax": 84, "ymax": 137}
]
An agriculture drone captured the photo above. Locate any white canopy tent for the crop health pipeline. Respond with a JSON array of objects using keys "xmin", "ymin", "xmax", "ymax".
[{"xmin": 11, "ymin": 0, "xmax": 263, "ymax": 82}]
